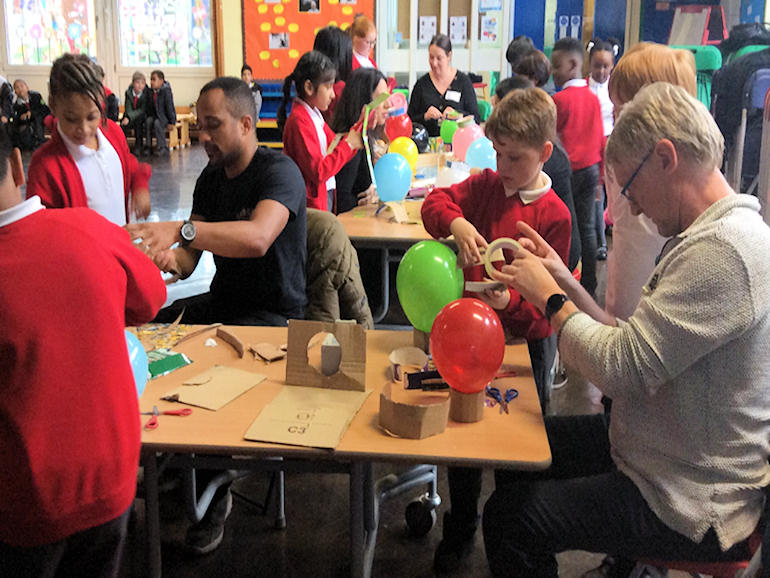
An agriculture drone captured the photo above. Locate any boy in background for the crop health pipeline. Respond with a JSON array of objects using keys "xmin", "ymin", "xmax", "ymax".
[
  {"xmin": 550, "ymin": 37, "xmax": 604, "ymax": 297},
  {"xmin": 421, "ymin": 87, "xmax": 571, "ymax": 573},
  {"xmin": 241, "ymin": 64, "xmax": 263, "ymax": 120},
  {"xmin": 121, "ymin": 70, "xmax": 151, "ymax": 155},
  {"xmin": 147, "ymin": 70, "xmax": 177, "ymax": 157},
  {"xmin": 11, "ymin": 79, "xmax": 49, "ymax": 150}
]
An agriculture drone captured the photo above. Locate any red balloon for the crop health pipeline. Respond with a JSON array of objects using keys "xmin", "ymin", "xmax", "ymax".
[
  {"xmin": 430, "ymin": 298, "xmax": 505, "ymax": 394},
  {"xmin": 385, "ymin": 112, "xmax": 413, "ymax": 141}
]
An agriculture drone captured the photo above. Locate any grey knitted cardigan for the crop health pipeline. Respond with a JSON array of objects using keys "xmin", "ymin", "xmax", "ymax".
[{"xmin": 560, "ymin": 195, "xmax": 770, "ymax": 550}]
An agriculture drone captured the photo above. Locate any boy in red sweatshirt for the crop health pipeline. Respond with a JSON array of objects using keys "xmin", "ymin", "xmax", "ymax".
[
  {"xmin": 421, "ymin": 87, "xmax": 571, "ymax": 573},
  {"xmin": 0, "ymin": 125, "xmax": 166, "ymax": 575},
  {"xmin": 550, "ymin": 36, "xmax": 604, "ymax": 297}
]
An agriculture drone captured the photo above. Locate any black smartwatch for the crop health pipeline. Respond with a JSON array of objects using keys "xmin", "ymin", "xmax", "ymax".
[
  {"xmin": 180, "ymin": 220, "xmax": 197, "ymax": 246},
  {"xmin": 544, "ymin": 293, "xmax": 569, "ymax": 323}
]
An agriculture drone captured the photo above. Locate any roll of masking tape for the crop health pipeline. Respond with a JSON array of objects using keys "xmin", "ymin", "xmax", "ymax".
[{"xmin": 483, "ymin": 237, "xmax": 522, "ymax": 279}]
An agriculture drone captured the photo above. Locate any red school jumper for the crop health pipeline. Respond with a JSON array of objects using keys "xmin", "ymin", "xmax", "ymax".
[
  {"xmin": 552, "ymin": 80, "xmax": 604, "ymax": 172},
  {"xmin": 422, "ymin": 170, "xmax": 572, "ymax": 341},
  {"xmin": 282, "ymin": 99, "xmax": 355, "ymax": 211},
  {"xmin": 25, "ymin": 118, "xmax": 151, "ymax": 220},
  {"xmin": 0, "ymin": 205, "xmax": 166, "ymax": 546}
]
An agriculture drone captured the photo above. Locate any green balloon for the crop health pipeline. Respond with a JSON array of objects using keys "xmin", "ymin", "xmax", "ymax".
[
  {"xmin": 440, "ymin": 118, "xmax": 458, "ymax": 147},
  {"xmin": 396, "ymin": 241, "xmax": 464, "ymax": 333}
]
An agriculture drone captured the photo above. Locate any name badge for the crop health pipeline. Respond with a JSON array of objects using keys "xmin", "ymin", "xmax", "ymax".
[{"xmin": 445, "ymin": 90, "xmax": 461, "ymax": 102}]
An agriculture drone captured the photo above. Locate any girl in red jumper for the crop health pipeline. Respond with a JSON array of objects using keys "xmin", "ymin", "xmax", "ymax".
[
  {"xmin": 25, "ymin": 53, "xmax": 151, "ymax": 226},
  {"xmin": 278, "ymin": 50, "xmax": 363, "ymax": 212}
]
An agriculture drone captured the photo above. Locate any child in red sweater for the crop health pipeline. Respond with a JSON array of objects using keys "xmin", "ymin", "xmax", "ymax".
[
  {"xmin": 421, "ymin": 87, "xmax": 571, "ymax": 573},
  {"xmin": 25, "ymin": 53, "xmax": 151, "ymax": 226},
  {"xmin": 550, "ymin": 36, "xmax": 604, "ymax": 297},
  {"xmin": 0, "ymin": 123, "xmax": 166, "ymax": 575},
  {"xmin": 278, "ymin": 50, "xmax": 363, "ymax": 212}
]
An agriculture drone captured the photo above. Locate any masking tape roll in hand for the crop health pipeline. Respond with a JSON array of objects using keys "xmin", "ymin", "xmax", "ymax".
[{"xmin": 483, "ymin": 237, "xmax": 522, "ymax": 279}]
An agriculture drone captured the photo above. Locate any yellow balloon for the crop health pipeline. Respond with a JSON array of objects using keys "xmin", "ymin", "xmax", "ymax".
[{"xmin": 388, "ymin": 137, "xmax": 419, "ymax": 173}]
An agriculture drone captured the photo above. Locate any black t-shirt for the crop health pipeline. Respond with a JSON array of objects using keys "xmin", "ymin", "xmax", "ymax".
[
  {"xmin": 192, "ymin": 147, "xmax": 307, "ymax": 320},
  {"xmin": 335, "ymin": 150, "xmax": 372, "ymax": 214}
]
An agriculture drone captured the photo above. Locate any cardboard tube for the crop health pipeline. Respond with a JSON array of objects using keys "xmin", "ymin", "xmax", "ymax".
[{"xmin": 449, "ymin": 388, "xmax": 485, "ymax": 423}]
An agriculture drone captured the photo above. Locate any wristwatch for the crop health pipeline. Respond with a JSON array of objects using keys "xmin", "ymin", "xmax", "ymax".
[
  {"xmin": 544, "ymin": 293, "xmax": 569, "ymax": 323},
  {"xmin": 180, "ymin": 220, "xmax": 197, "ymax": 246}
]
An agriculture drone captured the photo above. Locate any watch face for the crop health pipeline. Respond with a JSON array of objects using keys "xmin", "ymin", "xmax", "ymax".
[{"xmin": 181, "ymin": 222, "xmax": 195, "ymax": 242}]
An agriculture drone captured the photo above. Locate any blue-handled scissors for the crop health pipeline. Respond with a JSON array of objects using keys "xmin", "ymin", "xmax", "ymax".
[{"xmin": 485, "ymin": 386, "xmax": 519, "ymax": 414}]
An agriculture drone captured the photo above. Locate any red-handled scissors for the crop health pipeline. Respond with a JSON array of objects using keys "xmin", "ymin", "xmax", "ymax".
[{"xmin": 141, "ymin": 405, "xmax": 192, "ymax": 430}]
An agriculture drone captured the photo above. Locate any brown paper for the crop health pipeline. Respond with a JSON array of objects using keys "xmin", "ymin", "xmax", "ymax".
[
  {"xmin": 412, "ymin": 328, "xmax": 430, "ymax": 353},
  {"xmin": 379, "ymin": 382, "xmax": 449, "ymax": 439},
  {"xmin": 163, "ymin": 366, "xmax": 266, "ymax": 411},
  {"xmin": 244, "ymin": 385, "xmax": 371, "ymax": 449}
]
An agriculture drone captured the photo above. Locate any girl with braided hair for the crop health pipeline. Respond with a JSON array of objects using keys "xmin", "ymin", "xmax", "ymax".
[{"xmin": 25, "ymin": 53, "xmax": 151, "ymax": 225}]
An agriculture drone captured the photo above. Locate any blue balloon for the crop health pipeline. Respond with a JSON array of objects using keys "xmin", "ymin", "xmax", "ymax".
[
  {"xmin": 374, "ymin": 152, "xmax": 412, "ymax": 202},
  {"xmin": 125, "ymin": 330, "xmax": 149, "ymax": 398},
  {"xmin": 465, "ymin": 137, "xmax": 497, "ymax": 171}
]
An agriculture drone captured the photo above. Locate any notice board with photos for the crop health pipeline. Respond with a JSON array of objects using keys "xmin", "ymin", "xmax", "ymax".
[{"xmin": 243, "ymin": 0, "xmax": 375, "ymax": 79}]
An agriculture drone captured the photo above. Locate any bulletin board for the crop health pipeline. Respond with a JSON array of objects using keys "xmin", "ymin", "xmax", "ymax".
[{"xmin": 243, "ymin": 0, "xmax": 375, "ymax": 80}]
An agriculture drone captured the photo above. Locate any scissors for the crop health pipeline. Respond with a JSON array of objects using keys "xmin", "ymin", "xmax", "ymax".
[
  {"xmin": 141, "ymin": 405, "xmax": 192, "ymax": 430},
  {"xmin": 485, "ymin": 386, "xmax": 519, "ymax": 414}
]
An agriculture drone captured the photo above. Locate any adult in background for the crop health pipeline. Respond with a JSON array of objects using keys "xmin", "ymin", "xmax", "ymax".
[
  {"xmin": 0, "ymin": 123, "xmax": 166, "ymax": 576},
  {"xmin": 350, "ymin": 15, "xmax": 377, "ymax": 70},
  {"xmin": 605, "ymin": 42, "xmax": 696, "ymax": 321},
  {"xmin": 483, "ymin": 82, "xmax": 770, "ymax": 577},
  {"xmin": 407, "ymin": 34, "xmax": 480, "ymax": 137},
  {"xmin": 126, "ymin": 76, "xmax": 307, "ymax": 554}
]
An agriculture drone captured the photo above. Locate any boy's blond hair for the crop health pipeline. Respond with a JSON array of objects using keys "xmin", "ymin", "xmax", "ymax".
[
  {"xmin": 485, "ymin": 86, "xmax": 556, "ymax": 148},
  {"xmin": 608, "ymin": 42, "xmax": 696, "ymax": 106}
]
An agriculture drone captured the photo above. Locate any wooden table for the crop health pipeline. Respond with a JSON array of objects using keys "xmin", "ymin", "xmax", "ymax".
[{"xmin": 139, "ymin": 326, "xmax": 550, "ymax": 577}]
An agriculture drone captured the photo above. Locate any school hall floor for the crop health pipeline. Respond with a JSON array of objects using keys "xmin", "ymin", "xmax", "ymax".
[{"xmin": 20, "ymin": 145, "xmax": 686, "ymax": 577}]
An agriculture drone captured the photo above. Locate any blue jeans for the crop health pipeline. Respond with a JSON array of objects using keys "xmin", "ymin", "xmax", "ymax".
[{"xmin": 482, "ymin": 414, "xmax": 753, "ymax": 577}]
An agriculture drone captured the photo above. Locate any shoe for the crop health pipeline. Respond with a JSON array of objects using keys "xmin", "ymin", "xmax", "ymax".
[
  {"xmin": 596, "ymin": 245, "xmax": 607, "ymax": 261},
  {"xmin": 185, "ymin": 489, "xmax": 233, "ymax": 555},
  {"xmin": 433, "ymin": 512, "xmax": 478, "ymax": 574},
  {"xmin": 158, "ymin": 148, "xmax": 170, "ymax": 157}
]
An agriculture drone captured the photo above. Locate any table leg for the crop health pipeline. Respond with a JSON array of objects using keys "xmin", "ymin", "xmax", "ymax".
[{"xmin": 142, "ymin": 450, "xmax": 162, "ymax": 578}]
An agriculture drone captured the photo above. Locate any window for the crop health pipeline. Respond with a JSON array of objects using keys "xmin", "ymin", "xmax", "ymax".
[
  {"xmin": 118, "ymin": 0, "xmax": 213, "ymax": 67},
  {"xmin": 4, "ymin": 0, "xmax": 97, "ymax": 65}
]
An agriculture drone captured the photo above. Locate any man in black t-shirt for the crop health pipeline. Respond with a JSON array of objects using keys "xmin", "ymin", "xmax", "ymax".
[
  {"xmin": 125, "ymin": 76, "xmax": 307, "ymax": 555},
  {"xmin": 127, "ymin": 77, "xmax": 307, "ymax": 326}
]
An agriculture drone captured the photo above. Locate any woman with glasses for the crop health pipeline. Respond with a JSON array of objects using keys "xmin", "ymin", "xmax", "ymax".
[
  {"xmin": 407, "ymin": 33, "xmax": 480, "ymax": 137},
  {"xmin": 350, "ymin": 16, "xmax": 378, "ymax": 70}
]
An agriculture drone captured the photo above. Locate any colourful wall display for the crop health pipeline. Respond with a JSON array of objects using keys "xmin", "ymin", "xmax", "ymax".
[{"xmin": 243, "ymin": 0, "xmax": 374, "ymax": 79}]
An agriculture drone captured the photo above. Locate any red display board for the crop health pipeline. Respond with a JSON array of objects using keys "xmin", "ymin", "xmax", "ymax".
[{"xmin": 243, "ymin": 0, "xmax": 375, "ymax": 80}]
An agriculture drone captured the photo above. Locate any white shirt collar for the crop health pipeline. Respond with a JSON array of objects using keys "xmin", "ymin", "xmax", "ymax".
[
  {"xmin": 296, "ymin": 97, "xmax": 323, "ymax": 121},
  {"xmin": 58, "ymin": 123, "xmax": 105, "ymax": 161},
  {"xmin": 562, "ymin": 78, "xmax": 588, "ymax": 89},
  {"xmin": 588, "ymin": 76, "xmax": 608, "ymax": 90},
  {"xmin": 0, "ymin": 196, "xmax": 44, "ymax": 228},
  {"xmin": 505, "ymin": 172, "xmax": 552, "ymax": 204}
]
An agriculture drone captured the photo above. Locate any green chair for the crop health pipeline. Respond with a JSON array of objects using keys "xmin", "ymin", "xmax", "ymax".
[
  {"xmin": 726, "ymin": 44, "xmax": 769, "ymax": 65},
  {"xmin": 477, "ymin": 99, "xmax": 492, "ymax": 122},
  {"xmin": 671, "ymin": 44, "xmax": 722, "ymax": 108}
]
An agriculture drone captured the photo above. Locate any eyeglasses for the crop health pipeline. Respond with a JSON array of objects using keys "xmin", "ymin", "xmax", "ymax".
[
  {"xmin": 363, "ymin": 38, "xmax": 377, "ymax": 47},
  {"xmin": 619, "ymin": 150, "xmax": 652, "ymax": 201}
]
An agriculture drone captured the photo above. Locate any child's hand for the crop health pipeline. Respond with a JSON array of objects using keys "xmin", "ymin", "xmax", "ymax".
[
  {"xmin": 345, "ymin": 126, "xmax": 364, "ymax": 150},
  {"xmin": 153, "ymin": 249, "xmax": 181, "ymax": 275},
  {"xmin": 450, "ymin": 217, "xmax": 487, "ymax": 266},
  {"xmin": 121, "ymin": 117, "xmax": 129, "ymax": 126},
  {"xmin": 479, "ymin": 288, "xmax": 510, "ymax": 310},
  {"xmin": 357, "ymin": 184, "xmax": 378, "ymax": 206},
  {"xmin": 132, "ymin": 188, "xmax": 151, "ymax": 220},
  {"xmin": 425, "ymin": 106, "xmax": 442, "ymax": 121}
]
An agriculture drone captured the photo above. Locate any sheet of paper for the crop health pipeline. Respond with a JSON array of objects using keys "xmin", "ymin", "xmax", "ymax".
[
  {"xmin": 163, "ymin": 365, "xmax": 266, "ymax": 411},
  {"xmin": 244, "ymin": 385, "xmax": 371, "ymax": 449}
]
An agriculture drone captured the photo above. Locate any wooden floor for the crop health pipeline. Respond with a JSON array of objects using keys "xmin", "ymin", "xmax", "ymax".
[{"xmin": 20, "ymin": 144, "xmax": 679, "ymax": 577}]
